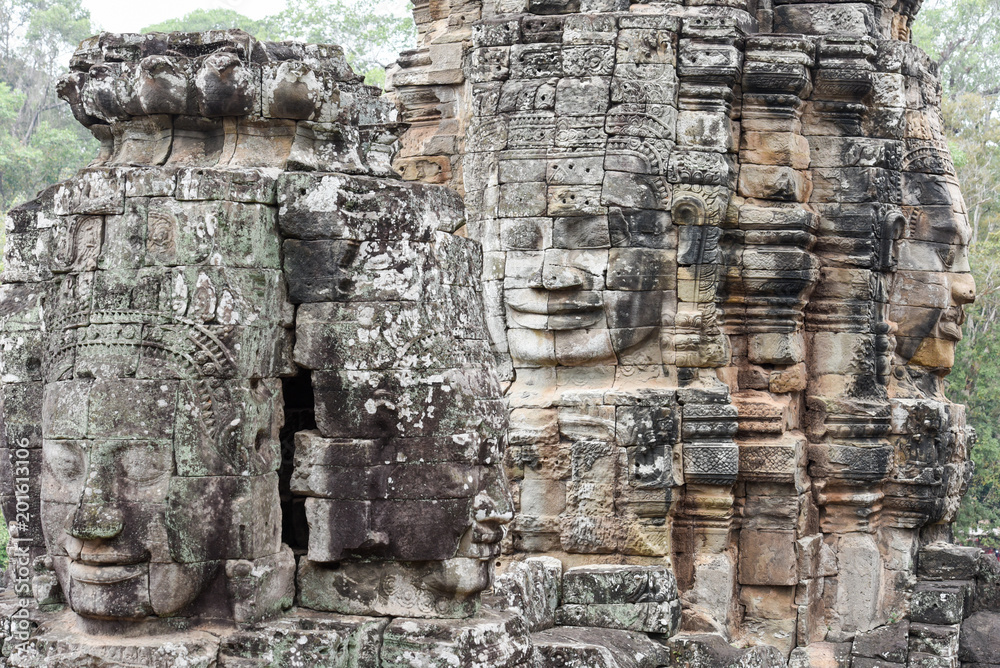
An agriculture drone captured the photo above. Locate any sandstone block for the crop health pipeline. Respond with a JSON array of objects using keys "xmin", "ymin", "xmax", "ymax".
[
  {"xmin": 489, "ymin": 556, "xmax": 562, "ymax": 632},
  {"xmin": 666, "ymin": 633, "xmax": 786, "ymax": 667},
  {"xmin": 225, "ymin": 545, "xmax": 296, "ymax": 624},
  {"xmin": 910, "ymin": 582, "xmax": 968, "ymax": 625},
  {"xmin": 908, "ymin": 622, "xmax": 959, "ymax": 659},
  {"xmin": 918, "ymin": 542, "xmax": 982, "ymax": 581},
  {"xmin": 298, "ymin": 558, "xmax": 487, "ymax": 619},
  {"xmin": 217, "ymin": 612, "xmax": 388, "ymax": 668},
  {"xmin": 959, "ymin": 612, "xmax": 1000, "ymax": 665},
  {"xmin": 556, "ymin": 600, "xmax": 680, "ymax": 635},
  {"xmin": 531, "ymin": 626, "xmax": 670, "ymax": 668},
  {"xmin": 852, "ymin": 621, "xmax": 909, "ymax": 662},
  {"xmin": 561, "ymin": 564, "xmax": 678, "ymax": 605},
  {"xmin": 787, "ymin": 642, "xmax": 853, "ymax": 668},
  {"xmin": 380, "ymin": 610, "xmax": 532, "ymax": 667},
  {"xmin": 849, "ymin": 659, "xmax": 904, "ymax": 668},
  {"xmin": 8, "ymin": 619, "xmax": 221, "ymax": 667},
  {"xmin": 974, "ymin": 554, "xmax": 1000, "ymax": 612},
  {"xmin": 738, "ymin": 529, "xmax": 798, "ymax": 586}
]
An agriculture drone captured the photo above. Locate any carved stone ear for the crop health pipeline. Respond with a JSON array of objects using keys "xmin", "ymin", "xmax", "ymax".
[
  {"xmin": 224, "ymin": 546, "xmax": 295, "ymax": 623},
  {"xmin": 880, "ymin": 208, "xmax": 908, "ymax": 271},
  {"xmin": 887, "ymin": 208, "xmax": 907, "ymax": 241},
  {"xmin": 671, "ymin": 195, "xmax": 706, "ymax": 227}
]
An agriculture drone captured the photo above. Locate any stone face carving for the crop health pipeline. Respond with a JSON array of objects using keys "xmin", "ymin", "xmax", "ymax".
[
  {"xmin": 389, "ymin": 0, "xmax": 979, "ymax": 658},
  {"xmin": 0, "ymin": 0, "xmax": 986, "ymax": 662},
  {"xmin": 0, "ymin": 29, "xmax": 532, "ymax": 666},
  {"xmin": 280, "ymin": 170, "xmax": 514, "ymax": 619},
  {"xmin": 34, "ymin": 142, "xmax": 293, "ymax": 625}
]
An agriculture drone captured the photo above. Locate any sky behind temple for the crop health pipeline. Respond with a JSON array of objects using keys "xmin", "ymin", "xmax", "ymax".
[{"xmin": 82, "ymin": 0, "xmax": 288, "ymax": 33}]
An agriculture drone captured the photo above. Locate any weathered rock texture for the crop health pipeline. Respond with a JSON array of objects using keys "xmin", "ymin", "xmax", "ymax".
[
  {"xmin": 0, "ymin": 30, "xmax": 529, "ymax": 665},
  {"xmin": 0, "ymin": 0, "xmax": 984, "ymax": 661},
  {"xmin": 387, "ymin": 0, "xmax": 980, "ymax": 659}
]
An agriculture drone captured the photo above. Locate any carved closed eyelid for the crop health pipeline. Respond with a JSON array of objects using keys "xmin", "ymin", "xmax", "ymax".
[
  {"xmin": 45, "ymin": 442, "xmax": 87, "ymax": 480},
  {"xmin": 117, "ymin": 446, "xmax": 170, "ymax": 484},
  {"xmin": 936, "ymin": 245, "xmax": 957, "ymax": 269}
]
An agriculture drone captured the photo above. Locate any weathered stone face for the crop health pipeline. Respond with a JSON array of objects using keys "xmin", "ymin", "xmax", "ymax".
[
  {"xmin": 0, "ymin": 0, "xmax": 987, "ymax": 661},
  {"xmin": 890, "ymin": 104, "xmax": 976, "ymax": 372},
  {"xmin": 279, "ymin": 167, "xmax": 513, "ymax": 618},
  {"xmin": 498, "ymin": 212, "xmax": 670, "ymax": 368},
  {"xmin": 464, "ymin": 17, "xmax": 693, "ymax": 376},
  {"xmin": 2, "ymin": 30, "xmax": 498, "ymax": 629},
  {"xmin": 34, "ymin": 170, "xmax": 291, "ymax": 621},
  {"xmin": 389, "ymin": 0, "xmax": 977, "ymax": 653}
]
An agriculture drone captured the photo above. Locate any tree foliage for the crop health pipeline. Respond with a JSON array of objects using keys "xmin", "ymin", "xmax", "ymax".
[
  {"xmin": 0, "ymin": 0, "xmax": 97, "ymax": 212},
  {"xmin": 140, "ymin": 1, "xmax": 416, "ymax": 87},
  {"xmin": 263, "ymin": 0, "xmax": 415, "ymax": 86},
  {"xmin": 141, "ymin": 9, "xmax": 265, "ymax": 35},
  {"xmin": 912, "ymin": 0, "xmax": 1000, "ymax": 96},
  {"xmin": 0, "ymin": 0, "xmax": 417, "ymax": 216}
]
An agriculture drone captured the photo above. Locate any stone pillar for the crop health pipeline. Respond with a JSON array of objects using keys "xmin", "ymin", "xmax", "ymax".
[
  {"xmin": 726, "ymin": 34, "xmax": 821, "ymax": 653},
  {"xmin": 799, "ymin": 29, "xmax": 895, "ymax": 639},
  {"xmin": 668, "ymin": 11, "xmax": 745, "ymax": 636},
  {"xmin": 386, "ymin": 0, "xmax": 481, "ymax": 189}
]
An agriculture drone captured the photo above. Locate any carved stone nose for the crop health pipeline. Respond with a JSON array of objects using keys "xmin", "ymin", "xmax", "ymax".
[
  {"xmin": 526, "ymin": 268, "xmax": 545, "ymax": 289},
  {"xmin": 542, "ymin": 265, "xmax": 585, "ymax": 290},
  {"xmin": 68, "ymin": 504, "xmax": 124, "ymax": 541},
  {"xmin": 952, "ymin": 273, "xmax": 975, "ymax": 305},
  {"xmin": 473, "ymin": 495, "xmax": 507, "ymax": 525}
]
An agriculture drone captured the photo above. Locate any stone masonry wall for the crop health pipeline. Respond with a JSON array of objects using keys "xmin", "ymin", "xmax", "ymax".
[
  {"xmin": 387, "ymin": 0, "xmax": 993, "ymax": 662},
  {"xmin": 0, "ymin": 3, "xmax": 994, "ymax": 666}
]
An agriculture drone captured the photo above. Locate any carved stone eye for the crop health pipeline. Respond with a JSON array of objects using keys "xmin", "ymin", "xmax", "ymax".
[
  {"xmin": 936, "ymin": 244, "xmax": 957, "ymax": 270},
  {"xmin": 44, "ymin": 441, "xmax": 86, "ymax": 484},
  {"xmin": 118, "ymin": 444, "xmax": 169, "ymax": 484}
]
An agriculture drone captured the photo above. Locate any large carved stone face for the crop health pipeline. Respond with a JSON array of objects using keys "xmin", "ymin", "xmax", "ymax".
[
  {"xmin": 37, "ymin": 183, "xmax": 287, "ymax": 622},
  {"xmin": 40, "ymin": 374, "xmax": 283, "ymax": 621},
  {"xmin": 40, "ymin": 388, "xmax": 214, "ymax": 620},
  {"xmin": 502, "ymin": 211, "xmax": 671, "ymax": 367},
  {"xmin": 891, "ymin": 211, "xmax": 974, "ymax": 370},
  {"xmin": 465, "ymin": 22, "xmax": 691, "ymax": 373},
  {"xmin": 890, "ymin": 113, "xmax": 976, "ymax": 371},
  {"xmin": 283, "ymin": 173, "xmax": 512, "ymax": 618}
]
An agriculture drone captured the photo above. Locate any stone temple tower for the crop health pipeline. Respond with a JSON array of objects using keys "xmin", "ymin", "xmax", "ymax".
[{"xmin": 0, "ymin": 0, "xmax": 997, "ymax": 665}]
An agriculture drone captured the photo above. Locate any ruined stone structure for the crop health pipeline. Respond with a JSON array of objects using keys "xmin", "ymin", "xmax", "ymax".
[
  {"xmin": 387, "ymin": 0, "xmax": 994, "ymax": 661},
  {"xmin": 0, "ymin": 0, "xmax": 997, "ymax": 664},
  {"xmin": 0, "ymin": 30, "xmax": 528, "ymax": 666}
]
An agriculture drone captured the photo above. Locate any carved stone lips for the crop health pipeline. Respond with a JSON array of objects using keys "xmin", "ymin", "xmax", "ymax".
[
  {"xmin": 507, "ymin": 291, "xmax": 604, "ymax": 329},
  {"xmin": 507, "ymin": 291, "xmax": 602, "ymax": 314},
  {"xmin": 69, "ymin": 561, "xmax": 146, "ymax": 585},
  {"xmin": 937, "ymin": 306, "xmax": 966, "ymax": 341},
  {"xmin": 472, "ymin": 523, "xmax": 505, "ymax": 545}
]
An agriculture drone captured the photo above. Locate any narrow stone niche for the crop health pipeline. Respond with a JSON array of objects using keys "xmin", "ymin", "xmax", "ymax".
[{"xmin": 279, "ymin": 369, "xmax": 315, "ymax": 551}]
